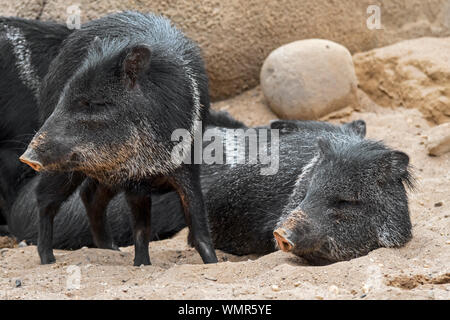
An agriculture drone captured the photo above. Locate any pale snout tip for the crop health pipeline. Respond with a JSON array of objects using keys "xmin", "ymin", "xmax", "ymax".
[
  {"xmin": 19, "ymin": 149, "xmax": 43, "ymax": 172},
  {"xmin": 273, "ymin": 228, "xmax": 295, "ymax": 252}
]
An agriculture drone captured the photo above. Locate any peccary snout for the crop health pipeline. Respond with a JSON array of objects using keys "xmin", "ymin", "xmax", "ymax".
[
  {"xmin": 274, "ymin": 212, "xmax": 324, "ymax": 255},
  {"xmin": 19, "ymin": 148, "xmax": 43, "ymax": 172},
  {"xmin": 20, "ymin": 131, "xmax": 79, "ymax": 172},
  {"xmin": 273, "ymin": 228, "xmax": 294, "ymax": 252}
]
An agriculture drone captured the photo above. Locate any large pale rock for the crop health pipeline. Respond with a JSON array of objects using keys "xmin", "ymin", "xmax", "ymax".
[
  {"xmin": 1, "ymin": 0, "xmax": 450, "ymax": 100},
  {"xmin": 354, "ymin": 37, "xmax": 450, "ymax": 124},
  {"xmin": 260, "ymin": 39, "xmax": 358, "ymax": 120},
  {"xmin": 425, "ymin": 123, "xmax": 450, "ymax": 156}
]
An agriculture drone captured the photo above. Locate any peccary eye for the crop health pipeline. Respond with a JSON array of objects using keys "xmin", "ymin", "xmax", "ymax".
[
  {"xmin": 335, "ymin": 199, "xmax": 359, "ymax": 208},
  {"xmin": 78, "ymin": 99, "xmax": 108, "ymax": 108},
  {"xmin": 79, "ymin": 99, "xmax": 90, "ymax": 108},
  {"xmin": 92, "ymin": 100, "xmax": 108, "ymax": 107}
]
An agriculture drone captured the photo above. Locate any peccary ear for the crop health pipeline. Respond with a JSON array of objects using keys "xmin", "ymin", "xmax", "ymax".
[
  {"xmin": 343, "ymin": 120, "xmax": 366, "ymax": 138},
  {"xmin": 378, "ymin": 150, "xmax": 410, "ymax": 181},
  {"xmin": 317, "ymin": 137, "xmax": 332, "ymax": 156},
  {"xmin": 270, "ymin": 120, "xmax": 300, "ymax": 134},
  {"xmin": 91, "ymin": 36, "xmax": 103, "ymax": 53},
  {"xmin": 122, "ymin": 45, "xmax": 151, "ymax": 88}
]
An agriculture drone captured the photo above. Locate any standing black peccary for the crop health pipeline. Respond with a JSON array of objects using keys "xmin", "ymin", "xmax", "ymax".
[
  {"xmin": 0, "ymin": 16, "xmax": 231, "ymax": 248},
  {"xmin": 0, "ymin": 16, "xmax": 240, "ymax": 248},
  {"xmin": 18, "ymin": 12, "xmax": 217, "ymax": 265}
]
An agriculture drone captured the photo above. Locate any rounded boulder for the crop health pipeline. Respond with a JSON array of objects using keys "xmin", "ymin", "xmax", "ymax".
[{"xmin": 261, "ymin": 39, "xmax": 358, "ymax": 120}]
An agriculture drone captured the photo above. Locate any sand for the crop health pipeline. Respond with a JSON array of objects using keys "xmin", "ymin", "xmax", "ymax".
[{"xmin": 0, "ymin": 88, "xmax": 449, "ymax": 300}]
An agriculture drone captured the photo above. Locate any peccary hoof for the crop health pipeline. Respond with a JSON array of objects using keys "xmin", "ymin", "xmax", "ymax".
[
  {"xmin": 97, "ymin": 242, "xmax": 120, "ymax": 251},
  {"xmin": 187, "ymin": 231, "xmax": 195, "ymax": 248},
  {"xmin": 39, "ymin": 253, "xmax": 56, "ymax": 265},
  {"xmin": 133, "ymin": 257, "xmax": 151, "ymax": 266},
  {"xmin": 196, "ymin": 242, "xmax": 218, "ymax": 264}
]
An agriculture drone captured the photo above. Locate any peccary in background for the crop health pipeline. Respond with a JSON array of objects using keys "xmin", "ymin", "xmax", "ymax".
[
  {"xmin": 0, "ymin": 17, "xmax": 72, "ymax": 229},
  {"xmin": 18, "ymin": 12, "xmax": 217, "ymax": 265}
]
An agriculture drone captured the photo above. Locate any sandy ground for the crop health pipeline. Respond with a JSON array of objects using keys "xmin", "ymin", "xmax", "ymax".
[{"xmin": 0, "ymin": 87, "xmax": 449, "ymax": 300}]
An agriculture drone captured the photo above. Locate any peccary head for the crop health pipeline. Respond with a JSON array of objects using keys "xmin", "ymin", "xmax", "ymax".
[
  {"xmin": 20, "ymin": 23, "xmax": 206, "ymax": 185},
  {"xmin": 274, "ymin": 121, "xmax": 413, "ymax": 264}
]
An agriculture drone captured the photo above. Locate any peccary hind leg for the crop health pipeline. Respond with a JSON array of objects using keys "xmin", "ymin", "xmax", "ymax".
[
  {"xmin": 80, "ymin": 178, "xmax": 118, "ymax": 250},
  {"xmin": 170, "ymin": 166, "xmax": 218, "ymax": 264},
  {"xmin": 36, "ymin": 172, "xmax": 85, "ymax": 264}
]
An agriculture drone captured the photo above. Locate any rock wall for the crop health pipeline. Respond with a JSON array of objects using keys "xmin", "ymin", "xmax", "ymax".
[
  {"xmin": 1, "ymin": 0, "xmax": 450, "ymax": 100},
  {"xmin": 354, "ymin": 37, "xmax": 450, "ymax": 124}
]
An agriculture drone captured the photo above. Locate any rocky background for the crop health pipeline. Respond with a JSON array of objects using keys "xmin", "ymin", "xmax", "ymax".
[
  {"xmin": 2, "ymin": 0, "xmax": 450, "ymax": 100},
  {"xmin": 0, "ymin": 0, "xmax": 449, "ymax": 300}
]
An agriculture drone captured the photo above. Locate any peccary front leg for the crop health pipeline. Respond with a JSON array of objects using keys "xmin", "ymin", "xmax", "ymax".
[
  {"xmin": 171, "ymin": 166, "xmax": 218, "ymax": 264},
  {"xmin": 80, "ymin": 178, "xmax": 118, "ymax": 250},
  {"xmin": 125, "ymin": 184, "xmax": 152, "ymax": 266},
  {"xmin": 36, "ymin": 172, "xmax": 85, "ymax": 264}
]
